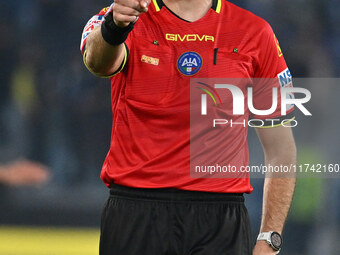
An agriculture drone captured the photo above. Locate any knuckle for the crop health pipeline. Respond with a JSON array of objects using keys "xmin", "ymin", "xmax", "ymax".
[
  {"xmin": 127, "ymin": 16, "xmax": 136, "ymax": 22},
  {"xmin": 131, "ymin": 1, "xmax": 140, "ymax": 9},
  {"xmin": 114, "ymin": 13, "xmax": 123, "ymax": 20},
  {"xmin": 130, "ymin": 9, "xmax": 140, "ymax": 16},
  {"xmin": 112, "ymin": 5, "xmax": 123, "ymax": 14}
]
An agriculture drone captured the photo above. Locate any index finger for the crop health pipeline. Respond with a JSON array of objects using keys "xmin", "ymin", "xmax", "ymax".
[
  {"xmin": 139, "ymin": 0, "xmax": 151, "ymax": 9},
  {"xmin": 116, "ymin": 0, "xmax": 147, "ymax": 12}
]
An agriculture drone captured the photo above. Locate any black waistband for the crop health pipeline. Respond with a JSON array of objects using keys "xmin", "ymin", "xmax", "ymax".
[{"xmin": 110, "ymin": 183, "xmax": 244, "ymax": 203}]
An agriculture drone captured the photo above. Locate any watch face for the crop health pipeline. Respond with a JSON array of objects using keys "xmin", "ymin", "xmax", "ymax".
[{"xmin": 271, "ymin": 232, "xmax": 282, "ymax": 250}]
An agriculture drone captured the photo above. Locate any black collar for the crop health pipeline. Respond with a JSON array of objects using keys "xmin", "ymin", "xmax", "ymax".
[
  {"xmin": 155, "ymin": 0, "xmax": 219, "ymax": 22},
  {"xmin": 156, "ymin": 0, "xmax": 220, "ymax": 12}
]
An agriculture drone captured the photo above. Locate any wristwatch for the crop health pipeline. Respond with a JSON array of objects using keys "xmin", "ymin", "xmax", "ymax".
[{"xmin": 257, "ymin": 231, "xmax": 282, "ymax": 254}]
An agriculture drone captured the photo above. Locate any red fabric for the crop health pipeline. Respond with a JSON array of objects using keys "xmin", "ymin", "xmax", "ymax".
[{"xmin": 82, "ymin": 1, "xmax": 293, "ymax": 193}]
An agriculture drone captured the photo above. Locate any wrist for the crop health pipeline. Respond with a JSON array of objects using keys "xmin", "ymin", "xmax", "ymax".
[
  {"xmin": 101, "ymin": 11, "xmax": 135, "ymax": 46},
  {"xmin": 254, "ymin": 241, "xmax": 278, "ymax": 255},
  {"xmin": 257, "ymin": 231, "xmax": 282, "ymax": 254}
]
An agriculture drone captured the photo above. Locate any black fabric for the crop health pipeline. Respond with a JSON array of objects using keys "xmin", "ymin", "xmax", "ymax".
[
  {"xmin": 156, "ymin": 0, "xmax": 165, "ymax": 10},
  {"xmin": 101, "ymin": 12, "xmax": 134, "ymax": 46},
  {"xmin": 164, "ymin": 5, "xmax": 191, "ymax": 23},
  {"xmin": 157, "ymin": 0, "xmax": 219, "ymax": 23},
  {"xmin": 100, "ymin": 184, "xmax": 252, "ymax": 255},
  {"xmin": 211, "ymin": 0, "xmax": 219, "ymax": 11},
  {"xmin": 156, "ymin": 0, "xmax": 219, "ymax": 12}
]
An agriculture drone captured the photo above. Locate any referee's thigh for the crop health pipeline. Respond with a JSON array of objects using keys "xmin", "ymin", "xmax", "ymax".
[{"xmin": 99, "ymin": 196, "xmax": 252, "ymax": 255}]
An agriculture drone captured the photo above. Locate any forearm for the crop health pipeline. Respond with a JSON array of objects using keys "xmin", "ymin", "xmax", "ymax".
[
  {"xmin": 82, "ymin": 0, "xmax": 150, "ymax": 76},
  {"xmin": 84, "ymin": 26, "xmax": 125, "ymax": 76},
  {"xmin": 260, "ymin": 154, "xmax": 297, "ymax": 234}
]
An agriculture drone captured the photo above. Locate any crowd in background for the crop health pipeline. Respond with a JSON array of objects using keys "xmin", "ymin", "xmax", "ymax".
[
  {"xmin": 0, "ymin": 0, "xmax": 114, "ymax": 184},
  {"xmin": 0, "ymin": 0, "xmax": 340, "ymax": 254}
]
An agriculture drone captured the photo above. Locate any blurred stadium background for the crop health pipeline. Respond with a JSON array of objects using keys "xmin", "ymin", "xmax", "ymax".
[{"xmin": 0, "ymin": 0, "xmax": 339, "ymax": 254}]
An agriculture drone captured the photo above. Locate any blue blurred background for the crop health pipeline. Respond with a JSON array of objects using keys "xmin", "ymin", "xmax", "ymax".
[{"xmin": 0, "ymin": 0, "xmax": 339, "ymax": 254}]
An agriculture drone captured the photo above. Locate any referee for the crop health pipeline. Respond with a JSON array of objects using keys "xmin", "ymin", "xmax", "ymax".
[{"xmin": 80, "ymin": 0, "xmax": 297, "ymax": 254}]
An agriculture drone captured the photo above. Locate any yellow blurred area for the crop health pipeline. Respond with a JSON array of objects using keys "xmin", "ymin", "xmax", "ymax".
[{"xmin": 0, "ymin": 226, "xmax": 100, "ymax": 255}]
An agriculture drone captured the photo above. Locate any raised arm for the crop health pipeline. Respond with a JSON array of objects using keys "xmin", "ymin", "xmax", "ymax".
[
  {"xmin": 83, "ymin": 0, "xmax": 149, "ymax": 76},
  {"xmin": 84, "ymin": 26, "xmax": 126, "ymax": 77},
  {"xmin": 253, "ymin": 125, "xmax": 297, "ymax": 255}
]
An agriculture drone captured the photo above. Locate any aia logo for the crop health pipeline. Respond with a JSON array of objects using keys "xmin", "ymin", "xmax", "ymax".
[{"xmin": 177, "ymin": 52, "xmax": 203, "ymax": 76}]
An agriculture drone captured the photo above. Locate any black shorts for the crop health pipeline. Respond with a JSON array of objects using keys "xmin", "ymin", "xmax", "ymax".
[{"xmin": 100, "ymin": 184, "xmax": 252, "ymax": 255}]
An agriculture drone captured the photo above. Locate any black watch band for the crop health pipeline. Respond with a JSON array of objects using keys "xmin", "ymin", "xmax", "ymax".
[{"xmin": 101, "ymin": 11, "xmax": 134, "ymax": 46}]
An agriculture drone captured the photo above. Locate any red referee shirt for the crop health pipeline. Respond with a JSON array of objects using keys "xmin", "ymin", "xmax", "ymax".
[{"xmin": 80, "ymin": 0, "xmax": 294, "ymax": 193}]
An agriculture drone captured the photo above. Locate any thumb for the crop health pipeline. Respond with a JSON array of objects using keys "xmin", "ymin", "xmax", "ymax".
[{"xmin": 139, "ymin": 0, "xmax": 151, "ymax": 9}]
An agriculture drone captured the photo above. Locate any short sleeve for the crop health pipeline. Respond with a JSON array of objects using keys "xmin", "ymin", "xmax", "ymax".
[
  {"xmin": 80, "ymin": 4, "xmax": 131, "ymax": 78},
  {"xmin": 251, "ymin": 22, "xmax": 295, "ymax": 127},
  {"xmin": 80, "ymin": 6, "xmax": 111, "ymax": 53},
  {"xmin": 253, "ymin": 22, "xmax": 288, "ymax": 78}
]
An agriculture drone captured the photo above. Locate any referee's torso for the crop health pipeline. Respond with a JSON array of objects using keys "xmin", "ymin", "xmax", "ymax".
[
  {"xmin": 80, "ymin": 2, "xmax": 293, "ymax": 254},
  {"xmin": 93, "ymin": 0, "xmax": 290, "ymax": 193}
]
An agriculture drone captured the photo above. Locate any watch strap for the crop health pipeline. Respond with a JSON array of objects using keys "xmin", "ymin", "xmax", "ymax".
[
  {"xmin": 257, "ymin": 231, "xmax": 281, "ymax": 254},
  {"xmin": 257, "ymin": 232, "xmax": 272, "ymax": 241}
]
